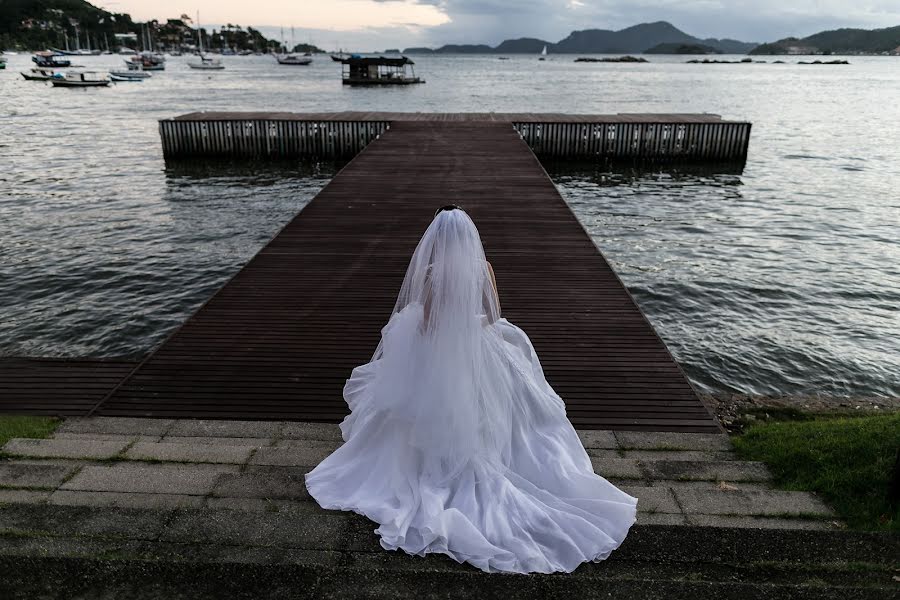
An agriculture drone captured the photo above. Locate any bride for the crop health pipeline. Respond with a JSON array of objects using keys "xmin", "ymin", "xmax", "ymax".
[{"xmin": 305, "ymin": 205, "xmax": 637, "ymax": 574}]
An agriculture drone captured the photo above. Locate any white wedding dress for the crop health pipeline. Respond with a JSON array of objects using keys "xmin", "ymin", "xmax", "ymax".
[{"xmin": 305, "ymin": 208, "xmax": 637, "ymax": 574}]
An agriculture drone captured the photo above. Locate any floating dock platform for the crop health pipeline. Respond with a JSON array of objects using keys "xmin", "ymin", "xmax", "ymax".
[
  {"xmin": 3, "ymin": 118, "xmax": 723, "ymax": 432},
  {"xmin": 159, "ymin": 112, "xmax": 751, "ymax": 162}
]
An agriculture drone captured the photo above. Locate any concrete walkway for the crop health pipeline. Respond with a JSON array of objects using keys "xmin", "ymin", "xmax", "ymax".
[
  {"xmin": 2, "ymin": 417, "xmax": 837, "ymax": 530},
  {"xmin": 2, "ymin": 418, "xmax": 897, "ymax": 599}
]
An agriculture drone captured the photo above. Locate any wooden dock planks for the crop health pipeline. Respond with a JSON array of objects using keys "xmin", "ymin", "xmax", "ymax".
[
  {"xmin": 0, "ymin": 358, "xmax": 137, "ymax": 416},
  {"xmin": 95, "ymin": 120, "xmax": 720, "ymax": 432}
]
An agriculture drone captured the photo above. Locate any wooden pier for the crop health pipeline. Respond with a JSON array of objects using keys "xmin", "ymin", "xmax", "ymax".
[
  {"xmin": 0, "ymin": 119, "xmax": 721, "ymax": 433},
  {"xmin": 159, "ymin": 112, "xmax": 751, "ymax": 162}
]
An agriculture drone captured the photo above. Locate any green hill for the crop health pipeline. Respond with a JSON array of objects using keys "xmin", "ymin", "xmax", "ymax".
[
  {"xmin": 0, "ymin": 0, "xmax": 136, "ymax": 50},
  {"xmin": 750, "ymin": 25, "xmax": 900, "ymax": 54}
]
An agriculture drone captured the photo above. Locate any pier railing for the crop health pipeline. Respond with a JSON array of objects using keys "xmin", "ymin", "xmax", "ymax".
[{"xmin": 159, "ymin": 112, "xmax": 751, "ymax": 162}]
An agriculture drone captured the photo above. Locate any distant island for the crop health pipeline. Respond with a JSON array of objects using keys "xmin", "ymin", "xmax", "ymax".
[
  {"xmin": 645, "ymin": 42, "xmax": 721, "ymax": 55},
  {"xmin": 0, "ymin": 0, "xmax": 302, "ymax": 53},
  {"xmin": 403, "ymin": 22, "xmax": 756, "ymax": 54},
  {"xmin": 749, "ymin": 25, "xmax": 900, "ymax": 55}
]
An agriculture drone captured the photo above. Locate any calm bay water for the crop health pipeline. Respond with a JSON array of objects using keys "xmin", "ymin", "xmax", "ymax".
[{"xmin": 1, "ymin": 53, "xmax": 898, "ymax": 397}]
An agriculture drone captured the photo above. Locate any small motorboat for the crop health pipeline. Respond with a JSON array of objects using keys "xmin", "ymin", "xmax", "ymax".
[
  {"xmin": 50, "ymin": 71, "xmax": 111, "ymax": 88},
  {"xmin": 126, "ymin": 52, "xmax": 165, "ymax": 71},
  {"xmin": 111, "ymin": 64, "xmax": 151, "ymax": 80},
  {"xmin": 33, "ymin": 51, "xmax": 71, "ymax": 68},
  {"xmin": 188, "ymin": 54, "xmax": 225, "ymax": 70},
  {"xmin": 110, "ymin": 72, "xmax": 148, "ymax": 82},
  {"xmin": 21, "ymin": 68, "xmax": 58, "ymax": 81},
  {"xmin": 276, "ymin": 52, "xmax": 312, "ymax": 65}
]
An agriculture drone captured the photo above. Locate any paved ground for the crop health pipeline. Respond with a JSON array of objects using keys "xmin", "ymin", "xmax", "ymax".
[
  {"xmin": 1, "ymin": 417, "xmax": 838, "ymax": 530},
  {"xmin": 3, "ymin": 418, "xmax": 897, "ymax": 599}
]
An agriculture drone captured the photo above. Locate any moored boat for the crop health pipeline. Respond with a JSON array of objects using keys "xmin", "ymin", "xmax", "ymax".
[
  {"xmin": 188, "ymin": 55, "xmax": 225, "ymax": 69},
  {"xmin": 50, "ymin": 71, "xmax": 110, "ymax": 88},
  {"xmin": 126, "ymin": 52, "xmax": 165, "ymax": 71},
  {"xmin": 33, "ymin": 51, "xmax": 71, "ymax": 68},
  {"xmin": 21, "ymin": 68, "xmax": 58, "ymax": 81},
  {"xmin": 187, "ymin": 11, "xmax": 225, "ymax": 70},
  {"xmin": 340, "ymin": 55, "xmax": 423, "ymax": 85},
  {"xmin": 276, "ymin": 52, "xmax": 312, "ymax": 65}
]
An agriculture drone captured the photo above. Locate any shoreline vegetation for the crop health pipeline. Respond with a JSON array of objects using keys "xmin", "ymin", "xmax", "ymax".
[
  {"xmin": 0, "ymin": 0, "xmax": 320, "ymax": 54},
  {"xmin": 733, "ymin": 411, "xmax": 900, "ymax": 531}
]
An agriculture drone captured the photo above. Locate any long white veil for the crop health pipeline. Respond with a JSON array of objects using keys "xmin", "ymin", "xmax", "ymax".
[{"xmin": 343, "ymin": 207, "xmax": 516, "ymax": 482}]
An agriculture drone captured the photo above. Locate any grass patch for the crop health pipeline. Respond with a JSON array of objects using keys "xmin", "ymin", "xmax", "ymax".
[
  {"xmin": 0, "ymin": 416, "xmax": 60, "ymax": 448},
  {"xmin": 732, "ymin": 412, "xmax": 900, "ymax": 531}
]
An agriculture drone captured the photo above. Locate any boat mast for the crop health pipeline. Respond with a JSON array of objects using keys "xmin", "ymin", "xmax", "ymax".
[{"xmin": 197, "ymin": 11, "xmax": 204, "ymax": 55}]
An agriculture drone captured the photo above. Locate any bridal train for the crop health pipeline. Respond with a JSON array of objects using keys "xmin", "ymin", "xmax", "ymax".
[{"xmin": 305, "ymin": 206, "xmax": 637, "ymax": 574}]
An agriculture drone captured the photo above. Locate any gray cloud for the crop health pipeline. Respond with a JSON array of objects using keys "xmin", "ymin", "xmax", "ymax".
[
  {"xmin": 379, "ymin": 0, "xmax": 900, "ymax": 46},
  {"xmin": 259, "ymin": 1, "xmax": 900, "ymax": 51}
]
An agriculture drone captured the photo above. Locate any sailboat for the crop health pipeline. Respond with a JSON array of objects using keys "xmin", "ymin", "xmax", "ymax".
[
  {"xmin": 188, "ymin": 12, "xmax": 224, "ymax": 70},
  {"xmin": 539, "ymin": 45, "xmax": 547, "ymax": 60},
  {"xmin": 276, "ymin": 26, "xmax": 312, "ymax": 65}
]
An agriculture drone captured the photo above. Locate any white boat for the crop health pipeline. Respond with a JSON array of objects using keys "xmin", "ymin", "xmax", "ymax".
[
  {"xmin": 276, "ymin": 52, "xmax": 312, "ymax": 65},
  {"xmin": 539, "ymin": 45, "xmax": 547, "ymax": 60},
  {"xmin": 188, "ymin": 11, "xmax": 225, "ymax": 70},
  {"xmin": 110, "ymin": 69, "xmax": 151, "ymax": 81},
  {"xmin": 189, "ymin": 55, "xmax": 225, "ymax": 69},
  {"xmin": 50, "ymin": 71, "xmax": 110, "ymax": 88}
]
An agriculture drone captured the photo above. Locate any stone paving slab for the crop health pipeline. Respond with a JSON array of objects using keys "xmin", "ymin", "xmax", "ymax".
[
  {"xmin": 674, "ymin": 488, "xmax": 834, "ymax": 517},
  {"xmin": 49, "ymin": 490, "xmax": 204, "ymax": 510},
  {"xmin": 686, "ymin": 514, "xmax": 840, "ymax": 530},
  {"xmin": 635, "ymin": 513, "xmax": 688, "ymax": 526},
  {"xmin": 651, "ymin": 480, "xmax": 772, "ymax": 493},
  {"xmin": 212, "ymin": 467, "xmax": 312, "ymax": 500},
  {"xmin": 160, "ymin": 436, "xmax": 275, "ymax": 447},
  {"xmin": 275, "ymin": 439, "xmax": 342, "ymax": 450},
  {"xmin": 52, "ymin": 433, "xmax": 163, "ymax": 443},
  {"xmin": 618, "ymin": 486, "xmax": 680, "ymax": 514},
  {"xmin": 57, "ymin": 417, "xmax": 174, "ymax": 436},
  {"xmin": 3, "ymin": 438, "xmax": 129, "ymax": 460},
  {"xmin": 590, "ymin": 458, "xmax": 642, "ymax": 479},
  {"xmin": 250, "ymin": 447, "xmax": 335, "ymax": 468},
  {"xmin": 641, "ymin": 460, "xmax": 772, "ymax": 482},
  {"xmin": 0, "ymin": 489, "xmax": 51, "ymax": 504},
  {"xmin": 61, "ymin": 463, "xmax": 239, "ymax": 496},
  {"xmin": 0, "ymin": 504, "xmax": 167, "ymax": 541},
  {"xmin": 205, "ymin": 497, "xmax": 275, "ymax": 512},
  {"xmin": 167, "ymin": 420, "xmax": 282, "ymax": 439},
  {"xmin": 159, "ymin": 508, "xmax": 350, "ymax": 550},
  {"xmin": 279, "ymin": 422, "xmax": 344, "ymax": 442},
  {"xmin": 577, "ymin": 430, "xmax": 618, "ymax": 449},
  {"xmin": 0, "ymin": 462, "xmax": 77, "ymax": 488},
  {"xmin": 125, "ymin": 442, "xmax": 254, "ymax": 465},
  {"xmin": 614, "ymin": 431, "xmax": 731, "ymax": 451},
  {"xmin": 622, "ymin": 450, "xmax": 736, "ymax": 462},
  {"xmin": 584, "ymin": 449, "xmax": 621, "ymax": 460}
]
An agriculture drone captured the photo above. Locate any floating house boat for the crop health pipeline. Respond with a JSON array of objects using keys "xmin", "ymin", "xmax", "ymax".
[
  {"xmin": 340, "ymin": 55, "xmax": 423, "ymax": 85},
  {"xmin": 33, "ymin": 51, "xmax": 71, "ymax": 68}
]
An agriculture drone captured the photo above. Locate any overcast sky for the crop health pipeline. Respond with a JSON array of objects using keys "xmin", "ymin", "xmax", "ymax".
[{"xmin": 103, "ymin": 1, "xmax": 900, "ymax": 51}]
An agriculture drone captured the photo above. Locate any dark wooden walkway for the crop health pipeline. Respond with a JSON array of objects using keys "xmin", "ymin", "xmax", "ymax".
[
  {"xmin": 0, "ymin": 358, "xmax": 136, "ymax": 416},
  {"xmin": 80, "ymin": 121, "xmax": 717, "ymax": 432}
]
